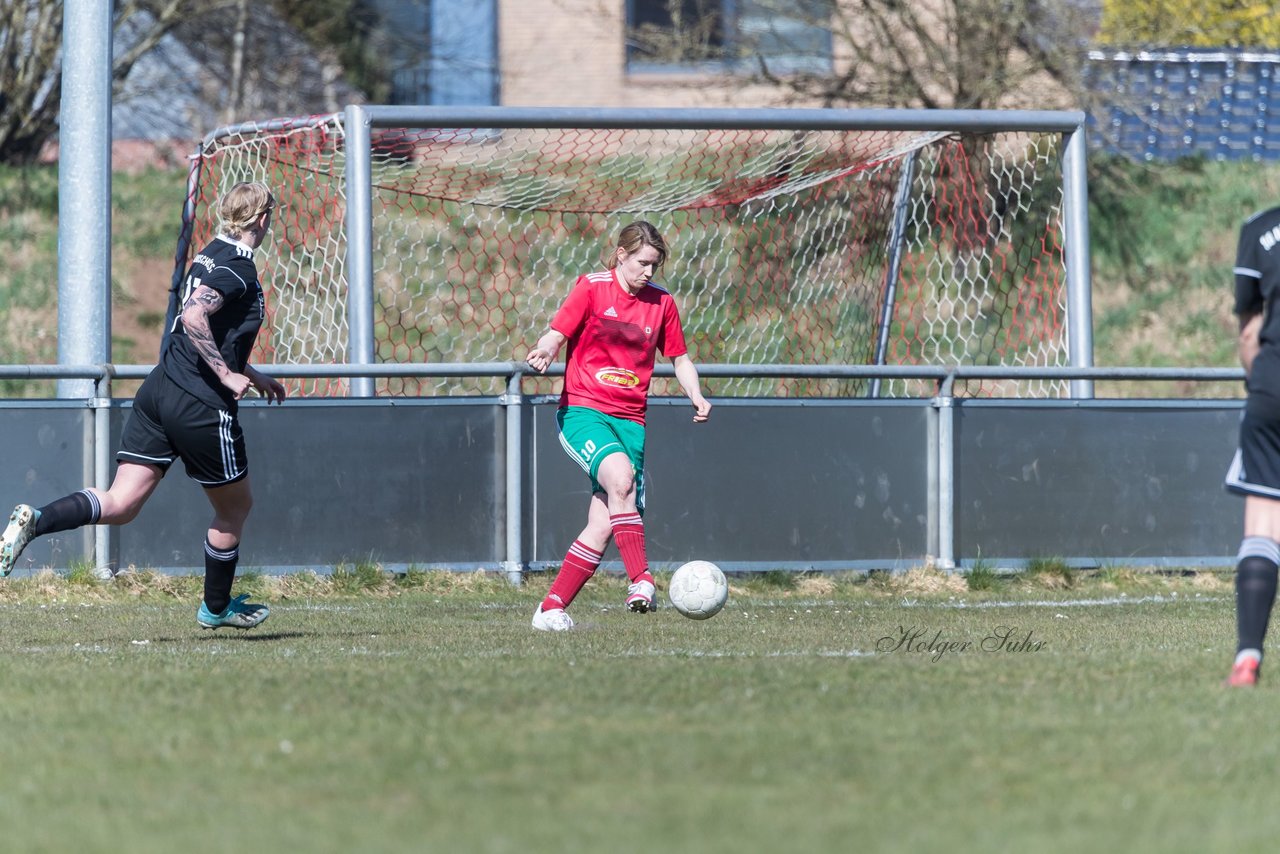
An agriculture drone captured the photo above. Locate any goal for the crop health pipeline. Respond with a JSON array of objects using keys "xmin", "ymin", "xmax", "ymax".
[{"xmin": 174, "ymin": 107, "xmax": 1088, "ymax": 398}]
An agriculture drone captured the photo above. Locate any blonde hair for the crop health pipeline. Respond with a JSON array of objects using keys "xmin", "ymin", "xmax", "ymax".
[
  {"xmin": 603, "ymin": 221, "xmax": 668, "ymax": 271},
  {"xmin": 218, "ymin": 181, "xmax": 274, "ymax": 238}
]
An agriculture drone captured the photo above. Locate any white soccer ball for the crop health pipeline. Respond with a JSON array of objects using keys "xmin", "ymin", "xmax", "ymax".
[{"xmin": 668, "ymin": 560, "xmax": 728, "ymax": 620}]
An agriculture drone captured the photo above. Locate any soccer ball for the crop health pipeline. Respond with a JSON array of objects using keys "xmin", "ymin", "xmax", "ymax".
[{"xmin": 668, "ymin": 560, "xmax": 728, "ymax": 620}]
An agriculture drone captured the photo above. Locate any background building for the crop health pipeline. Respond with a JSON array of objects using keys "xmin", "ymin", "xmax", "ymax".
[{"xmin": 376, "ymin": 0, "xmax": 834, "ymax": 109}]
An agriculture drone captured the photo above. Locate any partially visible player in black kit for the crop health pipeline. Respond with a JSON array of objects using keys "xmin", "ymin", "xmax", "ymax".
[
  {"xmin": 0, "ymin": 181, "xmax": 286, "ymax": 630},
  {"xmin": 1225, "ymin": 203, "xmax": 1280, "ymax": 685}
]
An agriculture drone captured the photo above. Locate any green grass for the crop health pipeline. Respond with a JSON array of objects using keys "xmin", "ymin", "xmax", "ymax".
[
  {"xmin": 329, "ymin": 559, "xmax": 387, "ymax": 593},
  {"xmin": 1022, "ymin": 555, "xmax": 1074, "ymax": 588},
  {"xmin": 964, "ymin": 559, "xmax": 1001, "ymax": 591},
  {"xmin": 0, "ymin": 566, "xmax": 1265, "ymax": 853},
  {"xmin": 0, "ymin": 163, "xmax": 185, "ymax": 396},
  {"xmin": 1087, "ymin": 155, "xmax": 1280, "ymax": 395}
]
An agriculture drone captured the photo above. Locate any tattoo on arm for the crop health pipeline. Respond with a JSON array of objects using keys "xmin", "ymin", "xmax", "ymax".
[
  {"xmin": 182, "ymin": 286, "xmax": 229, "ymax": 375},
  {"xmin": 183, "ymin": 284, "xmax": 225, "ymax": 315}
]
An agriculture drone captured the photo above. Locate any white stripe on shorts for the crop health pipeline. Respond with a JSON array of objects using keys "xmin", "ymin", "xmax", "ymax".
[
  {"xmin": 1225, "ymin": 448, "xmax": 1280, "ymax": 499},
  {"xmin": 218, "ymin": 410, "xmax": 243, "ymax": 482},
  {"xmin": 557, "ymin": 429, "xmax": 592, "ymax": 476},
  {"xmin": 117, "ymin": 451, "xmax": 176, "ymax": 465}
]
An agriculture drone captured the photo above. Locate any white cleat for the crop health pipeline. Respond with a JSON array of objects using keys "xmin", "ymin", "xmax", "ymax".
[
  {"xmin": 626, "ymin": 579, "xmax": 656, "ymax": 613},
  {"xmin": 532, "ymin": 605, "xmax": 574, "ymax": 632},
  {"xmin": 0, "ymin": 504, "xmax": 38, "ymax": 578}
]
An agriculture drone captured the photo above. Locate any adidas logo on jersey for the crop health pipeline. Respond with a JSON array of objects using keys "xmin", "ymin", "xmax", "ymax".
[{"xmin": 603, "ymin": 306, "xmax": 618, "ymax": 318}]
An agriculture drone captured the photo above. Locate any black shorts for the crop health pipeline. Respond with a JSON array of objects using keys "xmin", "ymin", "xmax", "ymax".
[
  {"xmin": 117, "ymin": 370, "xmax": 248, "ymax": 487},
  {"xmin": 1227, "ymin": 351, "xmax": 1280, "ymax": 498}
]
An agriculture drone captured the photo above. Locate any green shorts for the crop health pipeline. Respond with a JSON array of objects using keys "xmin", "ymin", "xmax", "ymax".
[{"xmin": 556, "ymin": 406, "xmax": 646, "ymax": 513}]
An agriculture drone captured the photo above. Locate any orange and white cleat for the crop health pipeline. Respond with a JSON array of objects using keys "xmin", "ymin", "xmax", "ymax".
[{"xmin": 1226, "ymin": 657, "xmax": 1261, "ymax": 687}]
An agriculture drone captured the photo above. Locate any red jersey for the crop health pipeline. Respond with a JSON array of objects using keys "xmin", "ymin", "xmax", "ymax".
[{"xmin": 551, "ymin": 269, "xmax": 689, "ymax": 423}]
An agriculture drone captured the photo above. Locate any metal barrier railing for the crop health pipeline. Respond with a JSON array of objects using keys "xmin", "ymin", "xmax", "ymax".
[{"xmin": 0, "ymin": 363, "xmax": 1248, "ymax": 578}]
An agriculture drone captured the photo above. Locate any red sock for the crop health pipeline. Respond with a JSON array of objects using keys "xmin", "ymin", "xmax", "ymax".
[
  {"xmin": 541, "ymin": 540, "xmax": 603, "ymax": 611},
  {"xmin": 610, "ymin": 512, "xmax": 652, "ymax": 585}
]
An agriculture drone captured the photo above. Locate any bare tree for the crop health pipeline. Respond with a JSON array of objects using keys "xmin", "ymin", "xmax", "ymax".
[
  {"xmin": 625, "ymin": 0, "xmax": 1096, "ymax": 111},
  {"xmin": 0, "ymin": 1, "xmax": 241, "ymax": 164},
  {"xmin": 0, "ymin": 0, "xmax": 380, "ymax": 164},
  {"xmin": 628, "ymin": 0, "xmax": 728, "ymax": 67},
  {"xmin": 0, "ymin": 2, "xmax": 65, "ymax": 164},
  {"xmin": 623, "ymin": 0, "xmax": 1099, "ymax": 255},
  {"xmin": 224, "ymin": 0, "xmax": 250, "ymax": 125}
]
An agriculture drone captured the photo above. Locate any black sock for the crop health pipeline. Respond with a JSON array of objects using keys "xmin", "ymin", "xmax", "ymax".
[
  {"xmin": 33, "ymin": 490, "xmax": 101, "ymax": 536},
  {"xmin": 1236, "ymin": 536, "xmax": 1280, "ymax": 657},
  {"xmin": 203, "ymin": 540, "xmax": 240, "ymax": 614}
]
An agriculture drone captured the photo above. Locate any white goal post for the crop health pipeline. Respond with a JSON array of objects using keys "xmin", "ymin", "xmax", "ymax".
[{"xmin": 172, "ymin": 106, "xmax": 1094, "ymax": 399}]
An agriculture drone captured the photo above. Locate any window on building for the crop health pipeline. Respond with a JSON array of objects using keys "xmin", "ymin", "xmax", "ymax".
[
  {"xmin": 377, "ymin": 0, "xmax": 498, "ymax": 105},
  {"xmin": 626, "ymin": 0, "xmax": 832, "ymax": 75}
]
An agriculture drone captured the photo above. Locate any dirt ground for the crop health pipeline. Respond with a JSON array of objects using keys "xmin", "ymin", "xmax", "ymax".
[{"xmin": 111, "ymin": 255, "xmax": 173, "ymax": 364}]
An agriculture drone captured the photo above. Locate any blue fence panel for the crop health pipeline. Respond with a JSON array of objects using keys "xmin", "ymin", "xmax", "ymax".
[{"xmin": 1086, "ymin": 48, "xmax": 1280, "ymax": 161}]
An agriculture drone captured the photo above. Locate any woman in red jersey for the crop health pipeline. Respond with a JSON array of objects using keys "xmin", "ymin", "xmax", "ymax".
[{"xmin": 525, "ymin": 221, "xmax": 711, "ymax": 631}]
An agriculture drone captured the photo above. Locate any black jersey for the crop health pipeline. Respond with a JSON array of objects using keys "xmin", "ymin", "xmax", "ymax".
[
  {"xmin": 162, "ymin": 235, "xmax": 265, "ymax": 409},
  {"xmin": 1235, "ymin": 206, "xmax": 1280, "ymax": 348}
]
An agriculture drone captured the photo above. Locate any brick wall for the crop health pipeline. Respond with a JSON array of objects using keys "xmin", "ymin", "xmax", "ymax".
[{"xmin": 497, "ymin": 0, "xmax": 806, "ymax": 108}]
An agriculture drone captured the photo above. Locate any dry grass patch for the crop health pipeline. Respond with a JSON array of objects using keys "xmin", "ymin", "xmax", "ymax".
[
  {"xmin": 271, "ymin": 569, "xmax": 335, "ymax": 599},
  {"xmin": 400, "ymin": 567, "xmax": 512, "ymax": 595},
  {"xmin": 1027, "ymin": 569, "xmax": 1073, "ymax": 590},
  {"xmin": 0, "ymin": 569, "xmax": 122, "ymax": 603},
  {"xmin": 5, "ymin": 569, "xmax": 68, "ymax": 602},
  {"xmin": 794, "ymin": 574, "xmax": 837, "ymax": 597},
  {"xmin": 0, "ymin": 564, "xmax": 1236, "ymax": 611},
  {"xmin": 893, "ymin": 566, "xmax": 968, "ymax": 595},
  {"xmin": 1190, "ymin": 570, "xmax": 1231, "ymax": 591},
  {"xmin": 1094, "ymin": 567, "xmax": 1140, "ymax": 590},
  {"xmin": 111, "ymin": 568, "xmax": 197, "ymax": 600}
]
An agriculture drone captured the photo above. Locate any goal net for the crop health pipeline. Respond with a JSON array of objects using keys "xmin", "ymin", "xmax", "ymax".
[{"xmin": 176, "ymin": 110, "xmax": 1075, "ymax": 398}]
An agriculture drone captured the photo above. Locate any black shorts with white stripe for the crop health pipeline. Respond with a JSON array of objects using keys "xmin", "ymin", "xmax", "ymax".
[{"xmin": 117, "ymin": 368, "xmax": 248, "ymax": 487}]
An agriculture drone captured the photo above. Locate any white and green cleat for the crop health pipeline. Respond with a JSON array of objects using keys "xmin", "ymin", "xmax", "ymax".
[{"xmin": 0, "ymin": 504, "xmax": 39, "ymax": 578}]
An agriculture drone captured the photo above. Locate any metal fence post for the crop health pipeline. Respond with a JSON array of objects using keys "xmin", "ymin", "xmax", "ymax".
[
  {"xmin": 503, "ymin": 370, "xmax": 525, "ymax": 586},
  {"xmin": 57, "ymin": 0, "xmax": 112, "ymax": 401},
  {"xmin": 934, "ymin": 372, "xmax": 957, "ymax": 570},
  {"xmin": 1063, "ymin": 124, "xmax": 1095, "ymax": 399},
  {"xmin": 93, "ymin": 367, "xmax": 114, "ymax": 575},
  {"xmin": 344, "ymin": 105, "xmax": 377, "ymax": 398}
]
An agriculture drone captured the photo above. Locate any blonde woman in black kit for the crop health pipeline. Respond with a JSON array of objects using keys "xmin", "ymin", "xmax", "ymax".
[
  {"xmin": 0, "ymin": 182, "xmax": 285, "ymax": 630},
  {"xmin": 1225, "ymin": 204, "xmax": 1280, "ymax": 685}
]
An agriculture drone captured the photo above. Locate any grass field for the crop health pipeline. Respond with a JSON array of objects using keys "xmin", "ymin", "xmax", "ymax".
[{"xmin": 0, "ymin": 566, "xmax": 1272, "ymax": 853}]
